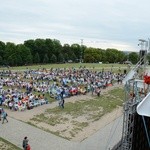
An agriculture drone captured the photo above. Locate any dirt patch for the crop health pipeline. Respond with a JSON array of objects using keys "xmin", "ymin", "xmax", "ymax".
[
  {"xmin": 0, "ymin": 139, "xmax": 21, "ymax": 150},
  {"xmin": 0, "ymin": 141, "xmax": 10, "ymax": 150}
]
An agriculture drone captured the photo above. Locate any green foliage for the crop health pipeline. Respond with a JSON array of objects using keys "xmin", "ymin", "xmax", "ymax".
[
  {"xmin": 34, "ymin": 53, "xmax": 40, "ymax": 64},
  {"xmin": 129, "ymin": 52, "xmax": 139, "ymax": 64},
  {"xmin": 50, "ymin": 54, "xmax": 57, "ymax": 63},
  {"xmin": 0, "ymin": 56, "xmax": 3, "ymax": 65},
  {"xmin": 64, "ymin": 53, "xmax": 69, "ymax": 62},
  {"xmin": 84, "ymin": 48, "xmax": 101, "ymax": 63},
  {"xmin": 71, "ymin": 52, "xmax": 77, "ymax": 62},
  {"xmin": 58, "ymin": 53, "xmax": 64, "ymax": 63},
  {"xmin": 0, "ymin": 41, "xmax": 5, "ymax": 59},
  {"xmin": 43, "ymin": 54, "xmax": 49, "ymax": 63},
  {"xmin": 0, "ymin": 38, "xmax": 137, "ymax": 66},
  {"xmin": 71, "ymin": 44, "xmax": 81, "ymax": 60},
  {"xmin": 105, "ymin": 48, "xmax": 125, "ymax": 63},
  {"xmin": 17, "ymin": 44, "xmax": 32, "ymax": 65}
]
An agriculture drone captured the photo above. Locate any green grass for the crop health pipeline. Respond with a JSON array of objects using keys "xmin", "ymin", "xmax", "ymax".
[
  {"xmin": 0, "ymin": 63, "xmax": 128, "ymax": 71},
  {"xmin": 0, "ymin": 137, "xmax": 21, "ymax": 150}
]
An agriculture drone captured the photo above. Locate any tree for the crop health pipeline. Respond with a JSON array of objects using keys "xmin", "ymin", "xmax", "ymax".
[
  {"xmin": 129, "ymin": 52, "xmax": 139, "ymax": 64},
  {"xmin": 16, "ymin": 55, "xmax": 23, "ymax": 66},
  {"xmin": 105, "ymin": 49, "xmax": 119, "ymax": 63},
  {"xmin": 50, "ymin": 54, "xmax": 57, "ymax": 63},
  {"xmin": 7, "ymin": 54, "xmax": 18, "ymax": 66},
  {"xmin": 0, "ymin": 41, "xmax": 5, "ymax": 59},
  {"xmin": 4, "ymin": 42, "xmax": 16, "ymax": 65},
  {"xmin": 58, "ymin": 53, "xmax": 64, "ymax": 63},
  {"xmin": 24, "ymin": 39, "xmax": 36, "ymax": 55},
  {"xmin": 45, "ymin": 38, "xmax": 54, "ymax": 60},
  {"xmin": 17, "ymin": 44, "xmax": 32, "ymax": 65},
  {"xmin": 26, "ymin": 54, "xmax": 33, "ymax": 64},
  {"xmin": 64, "ymin": 53, "xmax": 69, "ymax": 62},
  {"xmin": 62, "ymin": 44, "xmax": 71, "ymax": 54},
  {"xmin": 0, "ymin": 56, "xmax": 3, "ymax": 65},
  {"xmin": 53, "ymin": 39, "xmax": 62, "ymax": 62},
  {"xmin": 34, "ymin": 39, "xmax": 47, "ymax": 63},
  {"xmin": 71, "ymin": 44, "xmax": 81, "ymax": 61},
  {"xmin": 84, "ymin": 48, "xmax": 102, "ymax": 63},
  {"xmin": 63, "ymin": 44, "xmax": 75, "ymax": 61},
  {"xmin": 34, "ymin": 53, "xmax": 40, "ymax": 64},
  {"xmin": 115, "ymin": 51, "xmax": 126, "ymax": 63},
  {"xmin": 84, "ymin": 53, "xmax": 95, "ymax": 63},
  {"xmin": 43, "ymin": 54, "xmax": 49, "ymax": 63},
  {"xmin": 71, "ymin": 53, "xmax": 77, "ymax": 62}
]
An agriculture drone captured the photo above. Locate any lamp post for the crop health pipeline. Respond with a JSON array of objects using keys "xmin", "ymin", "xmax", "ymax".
[
  {"xmin": 80, "ymin": 39, "xmax": 83, "ymax": 63},
  {"xmin": 138, "ymin": 39, "xmax": 148, "ymax": 66}
]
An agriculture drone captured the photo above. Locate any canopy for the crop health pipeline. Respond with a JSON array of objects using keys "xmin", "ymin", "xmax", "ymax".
[{"xmin": 137, "ymin": 92, "xmax": 150, "ymax": 117}]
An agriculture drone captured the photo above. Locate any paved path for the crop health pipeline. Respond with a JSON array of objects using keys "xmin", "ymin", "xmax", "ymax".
[{"xmin": 0, "ymin": 115, "xmax": 123, "ymax": 150}]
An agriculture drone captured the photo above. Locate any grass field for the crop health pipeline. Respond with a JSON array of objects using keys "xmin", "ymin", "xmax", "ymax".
[
  {"xmin": 0, "ymin": 63, "xmax": 129, "ymax": 72},
  {"xmin": 0, "ymin": 137, "xmax": 21, "ymax": 150}
]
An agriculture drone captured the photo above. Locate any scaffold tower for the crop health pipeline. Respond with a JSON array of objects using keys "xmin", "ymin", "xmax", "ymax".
[{"xmin": 121, "ymin": 39, "xmax": 149, "ymax": 150}]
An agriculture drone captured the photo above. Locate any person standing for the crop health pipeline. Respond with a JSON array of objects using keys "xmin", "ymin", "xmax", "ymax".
[
  {"xmin": 22, "ymin": 137, "xmax": 28, "ymax": 150},
  {"xmin": 1, "ymin": 109, "xmax": 8, "ymax": 124},
  {"xmin": 61, "ymin": 99, "xmax": 65, "ymax": 109},
  {"xmin": 59, "ymin": 96, "xmax": 65, "ymax": 109}
]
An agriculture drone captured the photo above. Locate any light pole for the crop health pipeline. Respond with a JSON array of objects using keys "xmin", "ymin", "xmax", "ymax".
[
  {"xmin": 138, "ymin": 39, "xmax": 149, "ymax": 67},
  {"xmin": 80, "ymin": 39, "xmax": 83, "ymax": 63}
]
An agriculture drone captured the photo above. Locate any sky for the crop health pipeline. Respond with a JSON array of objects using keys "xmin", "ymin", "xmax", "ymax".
[{"xmin": 0, "ymin": 0, "xmax": 150, "ymax": 51}]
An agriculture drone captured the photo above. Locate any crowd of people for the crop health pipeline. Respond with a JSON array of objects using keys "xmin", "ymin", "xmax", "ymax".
[
  {"xmin": 0, "ymin": 67, "xmax": 126, "ymax": 111},
  {"xmin": 0, "ymin": 66, "xmax": 126, "ymax": 149}
]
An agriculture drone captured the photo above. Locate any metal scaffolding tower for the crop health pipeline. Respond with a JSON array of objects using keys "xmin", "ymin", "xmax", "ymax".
[
  {"xmin": 121, "ymin": 80, "xmax": 142, "ymax": 150},
  {"xmin": 121, "ymin": 39, "xmax": 149, "ymax": 150}
]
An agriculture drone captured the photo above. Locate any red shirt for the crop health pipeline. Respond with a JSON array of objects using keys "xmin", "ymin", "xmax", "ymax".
[{"xmin": 26, "ymin": 144, "xmax": 31, "ymax": 150}]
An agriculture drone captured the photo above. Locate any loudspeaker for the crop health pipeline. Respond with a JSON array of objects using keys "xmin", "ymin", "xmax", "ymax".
[
  {"xmin": 139, "ymin": 50, "xmax": 146, "ymax": 57},
  {"xmin": 124, "ymin": 69, "xmax": 127, "ymax": 74}
]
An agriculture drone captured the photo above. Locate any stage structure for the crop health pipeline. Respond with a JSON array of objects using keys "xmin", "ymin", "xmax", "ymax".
[{"xmin": 117, "ymin": 39, "xmax": 150, "ymax": 150}]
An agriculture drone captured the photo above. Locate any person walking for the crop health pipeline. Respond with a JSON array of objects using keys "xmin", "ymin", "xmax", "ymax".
[
  {"xmin": 22, "ymin": 136, "xmax": 29, "ymax": 150},
  {"xmin": 1, "ymin": 108, "xmax": 8, "ymax": 124},
  {"xmin": 61, "ymin": 99, "xmax": 65, "ymax": 109},
  {"xmin": 59, "ymin": 97, "xmax": 65, "ymax": 109}
]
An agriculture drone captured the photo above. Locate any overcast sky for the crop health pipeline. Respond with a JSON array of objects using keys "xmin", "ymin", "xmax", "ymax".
[{"xmin": 1, "ymin": 0, "xmax": 150, "ymax": 51}]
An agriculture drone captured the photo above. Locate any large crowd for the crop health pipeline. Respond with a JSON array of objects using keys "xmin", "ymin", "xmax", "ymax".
[{"xmin": 0, "ymin": 67, "xmax": 126, "ymax": 111}]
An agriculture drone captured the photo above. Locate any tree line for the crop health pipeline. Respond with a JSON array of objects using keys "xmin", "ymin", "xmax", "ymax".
[{"xmin": 0, "ymin": 38, "xmax": 141, "ymax": 66}]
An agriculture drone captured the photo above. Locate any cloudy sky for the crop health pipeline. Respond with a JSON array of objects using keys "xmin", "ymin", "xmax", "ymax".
[{"xmin": 1, "ymin": 0, "xmax": 150, "ymax": 51}]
